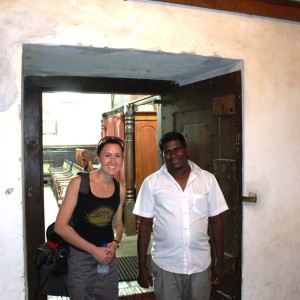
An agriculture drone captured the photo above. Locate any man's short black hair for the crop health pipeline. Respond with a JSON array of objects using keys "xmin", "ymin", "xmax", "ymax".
[{"xmin": 159, "ymin": 131, "xmax": 187, "ymax": 151}]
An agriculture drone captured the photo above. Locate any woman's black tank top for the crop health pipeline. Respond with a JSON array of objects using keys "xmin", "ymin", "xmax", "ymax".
[{"xmin": 73, "ymin": 178, "xmax": 120, "ymax": 246}]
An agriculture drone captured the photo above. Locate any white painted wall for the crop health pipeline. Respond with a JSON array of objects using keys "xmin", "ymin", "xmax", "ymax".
[
  {"xmin": 0, "ymin": 0, "xmax": 299, "ymax": 299},
  {"xmin": 43, "ymin": 92, "xmax": 111, "ymax": 145}
]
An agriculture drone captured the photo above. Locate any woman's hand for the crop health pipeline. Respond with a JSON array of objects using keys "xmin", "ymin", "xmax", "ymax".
[
  {"xmin": 92, "ymin": 245, "xmax": 114, "ymax": 264},
  {"xmin": 107, "ymin": 241, "xmax": 119, "ymax": 257}
]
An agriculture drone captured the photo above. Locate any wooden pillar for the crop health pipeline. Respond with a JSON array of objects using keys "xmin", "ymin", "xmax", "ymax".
[{"xmin": 124, "ymin": 104, "xmax": 136, "ymax": 235}]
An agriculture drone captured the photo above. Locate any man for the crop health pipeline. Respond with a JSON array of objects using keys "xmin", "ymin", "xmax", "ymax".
[{"xmin": 133, "ymin": 131, "xmax": 228, "ymax": 300}]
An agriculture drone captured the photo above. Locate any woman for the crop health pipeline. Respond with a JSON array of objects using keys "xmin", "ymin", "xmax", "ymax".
[{"xmin": 55, "ymin": 136, "xmax": 126, "ymax": 299}]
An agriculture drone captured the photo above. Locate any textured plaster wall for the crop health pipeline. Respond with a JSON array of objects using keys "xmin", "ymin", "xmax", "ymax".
[{"xmin": 0, "ymin": 0, "xmax": 299, "ymax": 299}]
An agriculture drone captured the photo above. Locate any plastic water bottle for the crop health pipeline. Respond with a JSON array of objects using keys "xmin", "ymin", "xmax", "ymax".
[{"xmin": 97, "ymin": 242, "xmax": 109, "ymax": 275}]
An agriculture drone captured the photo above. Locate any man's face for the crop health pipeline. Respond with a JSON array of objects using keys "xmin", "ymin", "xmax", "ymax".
[{"xmin": 162, "ymin": 139, "xmax": 188, "ymax": 172}]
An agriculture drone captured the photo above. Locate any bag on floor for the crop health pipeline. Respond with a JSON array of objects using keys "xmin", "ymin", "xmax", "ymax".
[
  {"xmin": 35, "ymin": 238, "xmax": 69, "ymax": 296},
  {"xmin": 35, "ymin": 171, "xmax": 89, "ymax": 296}
]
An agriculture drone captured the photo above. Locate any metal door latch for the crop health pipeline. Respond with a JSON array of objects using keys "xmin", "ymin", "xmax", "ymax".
[{"xmin": 242, "ymin": 193, "xmax": 257, "ymax": 203}]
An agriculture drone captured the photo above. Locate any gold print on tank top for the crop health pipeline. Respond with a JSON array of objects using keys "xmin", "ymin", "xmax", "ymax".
[{"xmin": 86, "ymin": 206, "xmax": 114, "ymax": 227}]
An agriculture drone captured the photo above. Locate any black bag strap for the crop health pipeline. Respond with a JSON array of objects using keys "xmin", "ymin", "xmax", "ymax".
[
  {"xmin": 77, "ymin": 171, "xmax": 90, "ymax": 194},
  {"xmin": 71, "ymin": 171, "xmax": 90, "ymax": 226}
]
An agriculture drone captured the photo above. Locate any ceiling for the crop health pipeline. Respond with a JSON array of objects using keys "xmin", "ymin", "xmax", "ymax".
[{"xmin": 23, "ymin": 44, "xmax": 241, "ymax": 87}]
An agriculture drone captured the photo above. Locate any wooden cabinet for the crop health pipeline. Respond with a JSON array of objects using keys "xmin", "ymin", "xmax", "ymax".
[{"xmin": 134, "ymin": 112, "xmax": 158, "ymax": 196}]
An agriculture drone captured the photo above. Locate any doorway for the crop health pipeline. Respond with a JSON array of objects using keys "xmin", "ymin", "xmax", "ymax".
[{"xmin": 23, "ymin": 44, "xmax": 242, "ymax": 300}]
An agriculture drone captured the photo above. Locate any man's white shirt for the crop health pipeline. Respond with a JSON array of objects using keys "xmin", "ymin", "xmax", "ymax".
[{"xmin": 133, "ymin": 160, "xmax": 229, "ymax": 274}]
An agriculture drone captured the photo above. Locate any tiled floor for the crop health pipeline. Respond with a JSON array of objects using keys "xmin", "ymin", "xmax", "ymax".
[{"xmin": 44, "ymin": 185, "xmax": 154, "ymax": 299}]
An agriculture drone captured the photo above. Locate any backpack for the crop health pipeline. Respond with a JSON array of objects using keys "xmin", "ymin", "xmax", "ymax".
[{"xmin": 35, "ymin": 171, "xmax": 89, "ymax": 297}]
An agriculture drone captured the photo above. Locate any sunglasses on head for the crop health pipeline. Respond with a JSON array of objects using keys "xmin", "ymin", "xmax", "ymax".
[{"xmin": 98, "ymin": 136, "xmax": 124, "ymax": 148}]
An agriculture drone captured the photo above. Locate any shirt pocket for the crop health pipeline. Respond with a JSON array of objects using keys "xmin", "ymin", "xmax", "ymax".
[{"xmin": 193, "ymin": 193, "xmax": 208, "ymax": 217}]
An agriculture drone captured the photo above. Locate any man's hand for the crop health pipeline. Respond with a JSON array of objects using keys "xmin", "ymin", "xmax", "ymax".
[
  {"xmin": 137, "ymin": 267, "xmax": 153, "ymax": 288},
  {"xmin": 211, "ymin": 262, "xmax": 225, "ymax": 286},
  {"xmin": 136, "ymin": 217, "xmax": 153, "ymax": 288}
]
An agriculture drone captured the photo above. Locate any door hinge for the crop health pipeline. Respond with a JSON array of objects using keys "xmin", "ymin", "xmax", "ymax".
[
  {"xmin": 28, "ymin": 187, "xmax": 33, "ymax": 197},
  {"xmin": 212, "ymin": 95, "xmax": 236, "ymax": 116},
  {"xmin": 216, "ymin": 289, "xmax": 235, "ymax": 299}
]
